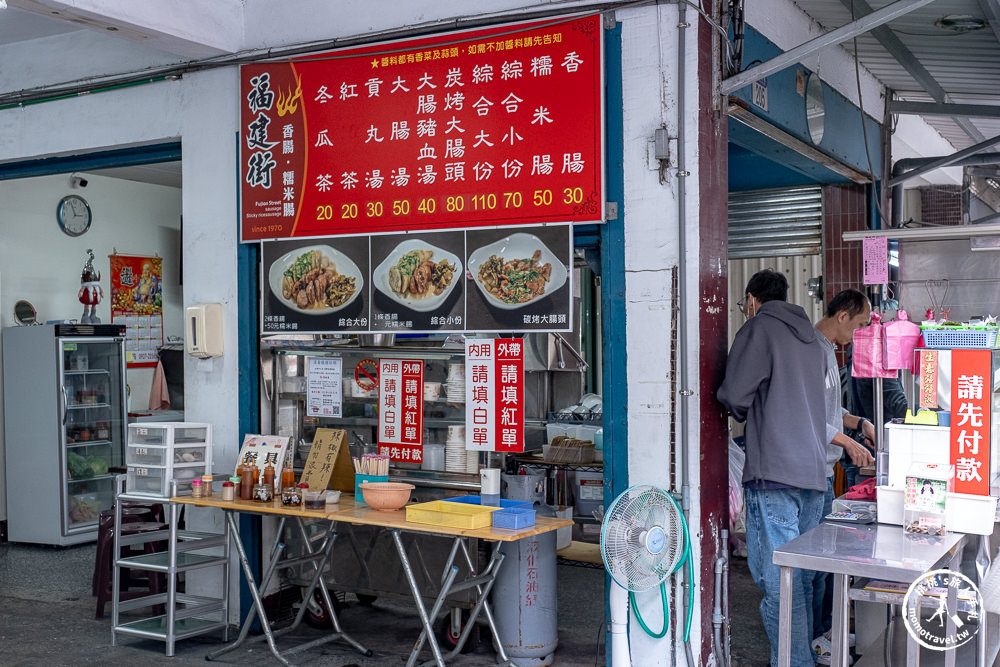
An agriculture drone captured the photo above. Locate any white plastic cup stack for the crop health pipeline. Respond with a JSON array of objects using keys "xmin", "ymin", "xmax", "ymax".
[
  {"xmin": 466, "ymin": 449, "xmax": 480, "ymax": 474},
  {"xmin": 421, "ymin": 443, "xmax": 445, "ymax": 471},
  {"xmin": 445, "ymin": 362, "xmax": 466, "ymax": 403},
  {"xmin": 446, "ymin": 424, "xmax": 467, "ymax": 473}
]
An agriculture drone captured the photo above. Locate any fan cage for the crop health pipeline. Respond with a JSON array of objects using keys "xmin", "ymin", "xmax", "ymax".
[{"xmin": 600, "ymin": 484, "xmax": 685, "ymax": 592}]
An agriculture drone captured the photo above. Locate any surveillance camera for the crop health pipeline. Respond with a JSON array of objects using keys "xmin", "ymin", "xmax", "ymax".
[{"xmin": 70, "ymin": 174, "xmax": 88, "ymax": 188}]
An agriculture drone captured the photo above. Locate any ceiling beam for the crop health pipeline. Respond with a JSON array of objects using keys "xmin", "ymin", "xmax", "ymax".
[
  {"xmin": 839, "ymin": 0, "xmax": 986, "ymax": 143},
  {"xmin": 887, "ymin": 132, "xmax": 1000, "ymax": 186},
  {"xmin": 721, "ymin": 0, "xmax": 936, "ymax": 94},
  {"xmin": 977, "ymin": 0, "xmax": 1000, "ymax": 44},
  {"xmin": 889, "ymin": 101, "xmax": 1000, "ymax": 119},
  {"xmin": 727, "ymin": 99, "xmax": 871, "ymax": 184},
  {"xmin": 843, "ymin": 222, "xmax": 1000, "ymax": 241}
]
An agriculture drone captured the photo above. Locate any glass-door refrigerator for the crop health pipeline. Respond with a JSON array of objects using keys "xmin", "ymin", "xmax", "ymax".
[{"xmin": 2, "ymin": 324, "xmax": 127, "ymax": 545}]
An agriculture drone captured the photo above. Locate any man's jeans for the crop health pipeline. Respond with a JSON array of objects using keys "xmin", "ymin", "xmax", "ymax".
[
  {"xmin": 811, "ymin": 478, "xmax": 835, "ymax": 639},
  {"xmin": 746, "ymin": 486, "xmax": 825, "ymax": 667}
]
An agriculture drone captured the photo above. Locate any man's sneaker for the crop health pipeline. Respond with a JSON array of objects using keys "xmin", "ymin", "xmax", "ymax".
[{"xmin": 812, "ymin": 635, "xmax": 855, "ymax": 665}]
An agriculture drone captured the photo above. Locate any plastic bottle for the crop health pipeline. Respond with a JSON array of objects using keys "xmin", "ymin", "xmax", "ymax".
[
  {"xmin": 263, "ymin": 462, "xmax": 276, "ymax": 492},
  {"xmin": 281, "ymin": 460, "xmax": 295, "ymax": 493},
  {"xmin": 221, "ymin": 481, "xmax": 236, "ymax": 502},
  {"xmin": 240, "ymin": 465, "xmax": 256, "ymax": 500},
  {"xmin": 191, "ymin": 478, "xmax": 204, "ymax": 498}
]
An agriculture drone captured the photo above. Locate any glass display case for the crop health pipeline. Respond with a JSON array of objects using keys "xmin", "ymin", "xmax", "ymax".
[
  {"xmin": 262, "ymin": 339, "xmax": 554, "ymax": 610},
  {"xmin": 269, "ymin": 342, "xmax": 548, "ymax": 488}
]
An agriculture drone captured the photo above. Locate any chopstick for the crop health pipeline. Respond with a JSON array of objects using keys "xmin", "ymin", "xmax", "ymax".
[{"xmin": 353, "ymin": 454, "xmax": 389, "ymax": 476}]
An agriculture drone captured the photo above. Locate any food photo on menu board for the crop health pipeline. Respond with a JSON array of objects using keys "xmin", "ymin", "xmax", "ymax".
[
  {"xmin": 464, "ymin": 224, "xmax": 572, "ymax": 331},
  {"xmin": 261, "ymin": 236, "xmax": 370, "ymax": 333},
  {"xmin": 370, "ymin": 231, "xmax": 465, "ymax": 332}
]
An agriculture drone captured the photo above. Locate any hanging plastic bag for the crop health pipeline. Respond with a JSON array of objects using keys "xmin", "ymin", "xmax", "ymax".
[
  {"xmin": 852, "ymin": 313, "xmax": 898, "ymax": 379},
  {"xmin": 882, "ymin": 310, "xmax": 922, "ymax": 371},
  {"xmin": 728, "ymin": 439, "xmax": 745, "ymax": 530}
]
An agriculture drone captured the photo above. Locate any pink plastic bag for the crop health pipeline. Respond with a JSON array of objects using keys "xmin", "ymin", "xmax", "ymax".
[
  {"xmin": 882, "ymin": 310, "xmax": 922, "ymax": 371},
  {"xmin": 853, "ymin": 313, "xmax": 898, "ymax": 378}
]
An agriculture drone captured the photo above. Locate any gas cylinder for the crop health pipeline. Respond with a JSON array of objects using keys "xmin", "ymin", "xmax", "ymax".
[{"xmin": 492, "ymin": 511, "xmax": 558, "ymax": 666}]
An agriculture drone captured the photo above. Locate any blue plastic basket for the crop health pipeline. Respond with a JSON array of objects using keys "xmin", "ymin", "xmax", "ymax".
[
  {"xmin": 492, "ymin": 507, "xmax": 536, "ymax": 529},
  {"xmin": 921, "ymin": 328, "xmax": 998, "ymax": 349},
  {"xmin": 441, "ymin": 495, "xmax": 533, "ymax": 510}
]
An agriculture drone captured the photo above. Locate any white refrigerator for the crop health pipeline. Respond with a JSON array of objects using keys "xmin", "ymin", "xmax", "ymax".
[{"xmin": 3, "ymin": 324, "xmax": 127, "ymax": 545}]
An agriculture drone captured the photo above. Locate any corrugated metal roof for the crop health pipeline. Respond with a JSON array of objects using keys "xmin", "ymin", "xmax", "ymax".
[{"xmin": 789, "ymin": 0, "xmax": 1000, "ymax": 151}]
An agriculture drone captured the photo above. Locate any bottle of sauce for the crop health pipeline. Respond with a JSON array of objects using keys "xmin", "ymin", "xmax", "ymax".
[
  {"xmin": 239, "ymin": 464, "xmax": 256, "ymax": 500},
  {"xmin": 281, "ymin": 460, "xmax": 295, "ymax": 492},
  {"xmin": 263, "ymin": 462, "xmax": 276, "ymax": 493}
]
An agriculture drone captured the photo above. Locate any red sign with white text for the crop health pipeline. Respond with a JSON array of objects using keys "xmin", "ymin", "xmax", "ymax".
[
  {"xmin": 949, "ymin": 349, "xmax": 991, "ymax": 495},
  {"xmin": 378, "ymin": 358, "xmax": 424, "ymax": 462},
  {"xmin": 466, "ymin": 338, "xmax": 524, "ymax": 452},
  {"xmin": 239, "ymin": 14, "xmax": 604, "ymax": 241}
]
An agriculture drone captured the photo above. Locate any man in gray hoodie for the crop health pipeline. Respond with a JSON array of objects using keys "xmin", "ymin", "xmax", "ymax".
[{"xmin": 718, "ymin": 269, "xmax": 828, "ymax": 667}]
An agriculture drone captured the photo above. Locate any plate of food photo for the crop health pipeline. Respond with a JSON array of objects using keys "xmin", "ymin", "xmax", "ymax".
[
  {"xmin": 373, "ymin": 239, "xmax": 462, "ymax": 313},
  {"xmin": 268, "ymin": 245, "xmax": 364, "ymax": 315},
  {"xmin": 466, "ymin": 233, "xmax": 568, "ymax": 310}
]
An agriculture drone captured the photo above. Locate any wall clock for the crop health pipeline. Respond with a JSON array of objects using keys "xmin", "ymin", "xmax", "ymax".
[{"xmin": 57, "ymin": 194, "xmax": 92, "ymax": 237}]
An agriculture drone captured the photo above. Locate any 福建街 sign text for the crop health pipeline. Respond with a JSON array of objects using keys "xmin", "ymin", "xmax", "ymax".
[{"xmin": 240, "ymin": 14, "xmax": 604, "ymax": 241}]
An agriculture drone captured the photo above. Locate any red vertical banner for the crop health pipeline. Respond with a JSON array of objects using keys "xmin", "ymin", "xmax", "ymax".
[
  {"xmin": 494, "ymin": 338, "xmax": 525, "ymax": 452},
  {"xmin": 949, "ymin": 349, "xmax": 991, "ymax": 495},
  {"xmin": 378, "ymin": 358, "xmax": 424, "ymax": 462},
  {"xmin": 465, "ymin": 338, "xmax": 524, "ymax": 452}
]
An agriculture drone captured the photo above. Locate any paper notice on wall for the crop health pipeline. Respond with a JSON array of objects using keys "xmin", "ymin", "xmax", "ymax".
[
  {"xmin": 862, "ymin": 236, "xmax": 889, "ymax": 285},
  {"xmin": 306, "ymin": 356, "xmax": 343, "ymax": 418}
]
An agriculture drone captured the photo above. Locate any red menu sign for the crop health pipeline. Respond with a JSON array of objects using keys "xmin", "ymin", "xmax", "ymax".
[
  {"xmin": 466, "ymin": 338, "xmax": 525, "ymax": 453},
  {"xmin": 378, "ymin": 358, "xmax": 424, "ymax": 462},
  {"xmin": 949, "ymin": 349, "xmax": 991, "ymax": 495},
  {"xmin": 240, "ymin": 14, "xmax": 603, "ymax": 241}
]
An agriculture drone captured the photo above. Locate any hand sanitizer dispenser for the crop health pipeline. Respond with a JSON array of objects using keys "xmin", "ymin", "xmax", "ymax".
[{"xmin": 186, "ymin": 303, "xmax": 223, "ymax": 358}]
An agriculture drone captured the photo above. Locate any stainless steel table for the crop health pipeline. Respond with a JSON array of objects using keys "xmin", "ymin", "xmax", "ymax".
[{"xmin": 772, "ymin": 522, "xmax": 967, "ymax": 667}]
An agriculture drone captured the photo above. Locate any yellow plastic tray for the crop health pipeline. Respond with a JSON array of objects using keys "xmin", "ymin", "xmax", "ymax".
[{"xmin": 405, "ymin": 500, "xmax": 501, "ymax": 529}]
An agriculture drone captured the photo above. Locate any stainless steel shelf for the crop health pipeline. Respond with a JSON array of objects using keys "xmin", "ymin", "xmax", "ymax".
[
  {"xmin": 67, "ymin": 402, "xmax": 111, "ymax": 410},
  {"xmin": 66, "ymin": 439, "xmax": 113, "ymax": 449},
  {"xmin": 114, "ymin": 614, "xmax": 227, "ymax": 642},
  {"xmin": 67, "ymin": 473, "xmax": 116, "ymax": 484},
  {"xmin": 65, "ymin": 369, "xmax": 111, "ymax": 376},
  {"xmin": 117, "ymin": 551, "xmax": 227, "ymax": 573}
]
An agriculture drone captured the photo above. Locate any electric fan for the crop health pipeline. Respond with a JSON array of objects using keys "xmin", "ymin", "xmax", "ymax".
[{"xmin": 600, "ymin": 484, "xmax": 694, "ymax": 666}]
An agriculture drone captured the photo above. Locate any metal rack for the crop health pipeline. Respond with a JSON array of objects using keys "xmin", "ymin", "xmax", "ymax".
[{"xmin": 111, "ymin": 477, "xmax": 230, "ymax": 656}]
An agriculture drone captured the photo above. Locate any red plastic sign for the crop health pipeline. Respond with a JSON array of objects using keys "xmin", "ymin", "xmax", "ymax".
[
  {"xmin": 378, "ymin": 358, "xmax": 424, "ymax": 462},
  {"xmin": 466, "ymin": 338, "xmax": 524, "ymax": 452},
  {"xmin": 949, "ymin": 349, "xmax": 991, "ymax": 495},
  {"xmin": 240, "ymin": 14, "xmax": 604, "ymax": 241}
]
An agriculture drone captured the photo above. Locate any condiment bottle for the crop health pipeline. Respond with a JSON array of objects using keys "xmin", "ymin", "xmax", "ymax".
[
  {"xmin": 221, "ymin": 480, "xmax": 236, "ymax": 502},
  {"xmin": 252, "ymin": 482, "xmax": 273, "ymax": 502},
  {"xmin": 239, "ymin": 465, "xmax": 255, "ymax": 500},
  {"xmin": 191, "ymin": 478, "xmax": 204, "ymax": 498},
  {"xmin": 263, "ymin": 462, "xmax": 276, "ymax": 492},
  {"xmin": 201, "ymin": 474, "xmax": 213, "ymax": 496},
  {"xmin": 281, "ymin": 460, "xmax": 295, "ymax": 493}
]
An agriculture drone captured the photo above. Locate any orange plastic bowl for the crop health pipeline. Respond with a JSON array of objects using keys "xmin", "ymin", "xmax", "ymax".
[{"xmin": 361, "ymin": 482, "xmax": 415, "ymax": 511}]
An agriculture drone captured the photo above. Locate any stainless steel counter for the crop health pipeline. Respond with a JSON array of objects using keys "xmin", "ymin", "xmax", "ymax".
[{"xmin": 773, "ymin": 522, "xmax": 968, "ymax": 667}]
